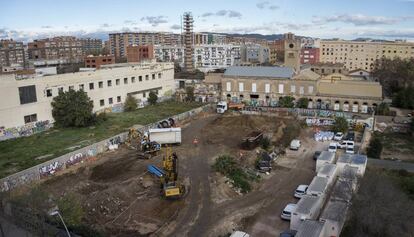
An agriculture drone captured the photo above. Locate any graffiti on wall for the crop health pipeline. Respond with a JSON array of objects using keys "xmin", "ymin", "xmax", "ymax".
[
  {"xmin": 107, "ymin": 136, "xmax": 121, "ymax": 151},
  {"xmin": 305, "ymin": 118, "xmax": 335, "ymax": 126},
  {"xmin": 39, "ymin": 161, "xmax": 63, "ymax": 178},
  {"xmin": 0, "ymin": 120, "xmax": 52, "ymax": 141}
]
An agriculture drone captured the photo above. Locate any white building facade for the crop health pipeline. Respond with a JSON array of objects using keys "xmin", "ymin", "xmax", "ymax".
[{"xmin": 0, "ymin": 62, "xmax": 175, "ymax": 128}]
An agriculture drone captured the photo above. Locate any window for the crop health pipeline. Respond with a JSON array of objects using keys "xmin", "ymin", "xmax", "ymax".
[
  {"xmin": 143, "ymin": 92, "xmax": 146, "ymax": 98},
  {"xmin": 131, "ymin": 77, "xmax": 136, "ymax": 83},
  {"xmin": 158, "ymin": 73, "xmax": 162, "ymax": 79},
  {"xmin": 116, "ymin": 79, "xmax": 120, "ymax": 85},
  {"xmin": 278, "ymin": 84, "xmax": 284, "ymax": 94},
  {"xmin": 145, "ymin": 75, "xmax": 149, "ymax": 80},
  {"xmin": 265, "ymin": 84, "xmax": 270, "ymax": 93},
  {"xmin": 226, "ymin": 82, "xmax": 231, "ymax": 92},
  {"xmin": 139, "ymin": 76, "xmax": 142, "ymax": 82},
  {"xmin": 107, "ymin": 80, "xmax": 112, "ymax": 87},
  {"xmin": 89, "ymin": 82, "xmax": 94, "ymax": 90},
  {"xmin": 299, "ymin": 86, "xmax": 304, "ymax": 95},
  {"xmin": 46, "ymin": 89, "xmax": 52, "ymax": 97},
  {"xmin": 290, "ymin": 85, "xmax": 296, "ymax": 93},
  {"xmin": 109, "ymin": 97, "xmax": 113, "ymax": 104},
  {"xmin": 308, "ymin": 86, "xmax": 314, "ymax": 94},
  {"xmin": 152, "ymin": 74, "xmax": 155, "ymax": 80},
  {"xmin": 99, "ymin": 81, "xmax": 103, "ymax": 88},
  {"xmin": 69, "ymin": 85, "xmax": 74, "ymax": 90},
  {"xmin": 117, "ymin": 96, "xmax": 121, "ymax": 103},
  {"xmin": 252, "ymin": 83, "xmax": 257, "ymax": 93},
  {"xmin": 239, "ymin": 82, "xmax": 244, "ymax": 92},
  {"xmin": 19, "ymin": 85, "xmax": 37, "ymax": 104},
  {"xmin": 124, "ymin": 78, "xmax": 128, "ymax": 84},
  {"xmin": 79, "ymin": 84, "xmax": 84, "ymax": 90},
  {"xmin": 57, "ymin": 87, "xmax": 64, "ymax": 93},
  {"xmin": 24, "ymin": 114, "xmax": 37, "ymax": 124},
  {"xmin": 100, "ymin": 99, "xmax": 104, "ymax": 106}
]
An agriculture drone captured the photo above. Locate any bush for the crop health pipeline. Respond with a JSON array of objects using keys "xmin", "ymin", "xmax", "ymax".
[
  {"xmin": 186, "ymin": 86, "xmax": 195, "ymax": 102},
  {"xmin": 375, "ymin": 102, "xmax": 391, "ymax": 115},
  {"xmin": 279, "ymin": 96, "xmax": 295, "ymax": 108},
  {"xmin": 148, "ymin": 91, "xmax": 158, "ymax": 105},
  {"xmin": 57, "ymin": 194, "xmax": 84, "ymax": 227},
  {"xmin": 212, "ymin": 155, "xmax": 252, "ymax": 193},
  {"xmin": 392, "ymin": 87, "xmax": 414, "ymax": 109},
  {"xmin": 260, "ymin": 137, "xmax": 271, "ymax": 150},
  {"xmin": 331, "ymin": 117, "xmax": 349, "ymax": 133},
  {"xmin": 124, "ymin": 94, "xmax": 138, "ymax": 112},
  {"xmin": 51, "ymin": 89, "xmax": 94, "ymax": 127},
  {"xmin": 280, "ymin": 123, "xmax": 301, "ymax": 147},
  {"xmin": 367, "ymin": 136, "xmax": 383, "ymax": 159},
  {"xmin": 296, "ymin": 98, "xmax": 309, "ymax": 109}
]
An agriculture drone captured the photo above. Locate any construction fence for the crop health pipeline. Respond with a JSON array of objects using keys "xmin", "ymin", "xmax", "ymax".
[{"xmin": 0, "ymin": 104, "xmax": 214, "ymax": 192}]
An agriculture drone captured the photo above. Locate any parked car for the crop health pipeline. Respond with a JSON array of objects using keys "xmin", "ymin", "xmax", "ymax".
[
  {"xmin": 328, "ymin": 142, "xmax": 338, "ymax": 153},
  {"xmin": 345, "ymin": 146, "xmax": 355, "ymax": 154},
  {"xmin": 294, "ymin": 185, "xmax": 309, "ymax": 198},
  {"xmin": 290, "ymin": 139, "xmax": 301, "ymax": 150},
  {"xmin": 345, "ymin": 131, "xmax": 355, "ymax": 141},
  {"xmin": 333, "ymin": 132, "xmax": 344, "ymax": 141},
  {"xmin": 337, "ymin": 141, "xmax": 347, "ymax": 149},
  {"xmin": 281, "ymin": 203, "xmax": 297, "ymax": 220},
  {"xmin": 280, "ymin": 230, "xmax": 297, "ymax": 237},
  {"xmin": 313, "ymin": 151, "xmax": 321, "ymax": 160},
  {"xmin": 230, "ymin": 231, "xmax": 250, "ymax": 237}
]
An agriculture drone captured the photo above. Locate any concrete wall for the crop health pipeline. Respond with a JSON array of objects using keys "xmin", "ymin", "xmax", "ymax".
[{"xmin": 0, "ymin": 104, "xmax": 213, "ymax": 192}]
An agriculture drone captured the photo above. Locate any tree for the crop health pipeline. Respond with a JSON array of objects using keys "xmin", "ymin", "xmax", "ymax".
[
  {"xmin": 278, "ymin": 96, "xmax": 295, "ymax": 108},
  {"xmin": 124, "ymin": 94, "xmax": 138, "ymax": 111},
  {"xmin": 186, "ymin": 86, "xmax": 195, "ymax": 102},
  {"xmin": 296, "ymin": 98, "xmax": 309, "ymax": 109},
  {"xmin": 367, "ymin": 136, "xmax": 383, "ymax": 159},
  {"xmin": 392, "ymin": 87, "xmax": 414, "ymax": 109},
  {"xmin": 148, "ymin": 91, "xmax": 158, "ymax": 105},
  {"xmin": 331, "ymin": 117, "xmax": 349, "ymax": 133},
  {"xmin": 375, "ymin": 102, "xmax": 391, "ymax": 115},
  {"xmin": 51, "ymin": 89, "xmax": 94, "ymax": 127}
]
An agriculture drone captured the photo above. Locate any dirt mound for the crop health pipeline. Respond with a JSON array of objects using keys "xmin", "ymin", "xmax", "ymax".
[{"xmin": 90, "ymin": 155, "xmax": 137, "ymax": 182}]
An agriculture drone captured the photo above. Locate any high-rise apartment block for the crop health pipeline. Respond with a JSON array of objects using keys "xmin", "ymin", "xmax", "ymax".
[
  {"xmin": 27, "ymin": 36, "xmax": 84, "ymax": 63},
  {"xmin": 319, "ymin": 39, "xmax": 414, "ymax": 71},
  {"xmin": 81, "ymin": 38, "xmax": 103, "ymax": 55},
  {"xmin": 0, "ymin": 39, "xmax": 26, "ymax": 70}
]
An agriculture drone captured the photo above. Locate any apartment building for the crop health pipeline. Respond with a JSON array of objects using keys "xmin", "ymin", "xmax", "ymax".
[
  {"xmin": 300, "ymin": 48, "xmax": 320, "ymax": 64},
  {"xmin": 240, "ymin": 44, "xmax": 270, "ymax": 64},
  {"xmin": 126, "ymin": 45, "xmax": 154, "ymax": 63},
  {"xmin": 194, "ymin": 33, "xmax": 209, "ymax": 45},
  {"xmin": 0, "ymin": 39, "xmax": 26, "ymax": 70},
  {"xmin": 301, "ymin": 37, "xmax": 321, "ymax": 48},
  {"xmin": 109, "ymin": 32, "xmax": 181, "ymax": 58},
  {"xmin": 80, "ymin": 38, "xmax": 103, "ymax": 54},
  {"xmin": 0, "ymin": 62, "xmax": 175, "ymax": 128},
  {"xmin": 268, "ymin": 39, "xmax": 285, "ymax": 65},
  {"xmin": 84, "ymin": 55, "xmax": 115, "ymax": 69},
  {"xmin": 320, "ymin": 39, "xmax": 414, "ymax": 71},
  {"xmin": 210, "ymin": 66, "xmax": 382, "ymax": 112},
  {"xmin": 27, "ymin": 36, "xmax": 84, "ymax": 63}
]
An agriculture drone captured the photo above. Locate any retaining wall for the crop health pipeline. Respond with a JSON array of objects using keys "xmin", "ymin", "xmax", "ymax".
[{"xmin": 0, "ymin": 104, "xmax": 213, "ymax": 192}]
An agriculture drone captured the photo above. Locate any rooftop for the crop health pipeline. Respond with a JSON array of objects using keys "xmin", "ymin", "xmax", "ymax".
[
  {"xmin": 295, "ymin": 195, "xmax": 321, "ymax": 214},
  {"xmin": 331, "ymin": 179, "xmax": 354, "ymax": 202},
  {"xmin": 295, "ymin": 220, "xmax": 325, "ymax": 237},
  {"xmin": 308, "ymin": 176, "xmax": 328, "ymax": 193},
  {"xmin": 320, "ymin": 200, "xmax": 349, "ymax": 222},
  {"xmin": 318, "ymin": 151, "xmax": 335, "ymax": 162},
  {"xmin": 223, "ymin": 66, "xmax": 294, "ymax": 78},
  {"xmin": 317, "ymin": 164, "xmax": 337, "ymax": 177}
]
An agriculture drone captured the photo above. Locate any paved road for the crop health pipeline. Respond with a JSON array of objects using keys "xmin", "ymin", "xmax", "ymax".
[{"xmin": 368, "ymin": 158, "xmax": 414, "ymax": 172}]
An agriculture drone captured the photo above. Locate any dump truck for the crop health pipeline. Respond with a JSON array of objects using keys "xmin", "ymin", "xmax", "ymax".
[{"xmin": 216, "ymin": 101, "xmax": 245, "ymax": 113}]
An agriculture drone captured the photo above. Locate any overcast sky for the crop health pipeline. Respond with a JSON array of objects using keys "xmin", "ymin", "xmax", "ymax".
[{"xmin": 1, "ymin": 0, "xmax": 414, "ymax": 42}]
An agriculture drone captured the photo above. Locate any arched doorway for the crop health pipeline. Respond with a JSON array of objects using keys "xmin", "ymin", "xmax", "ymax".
[
  {"xmin": 308, "ymin": 99, "xmax": 313, "ymax": 109},
  {"xmin": 361, "ymin": 102, "xmax": 368, "ymax": 113},
  {"xmin": 334, "ymin": 100, "xmax": 340, "ymax": 111},
  {"xmin": 316, "ymin": 99, "xmax": 322, "ymax": 109},
  {"xmin": 352, "ymin": 101, "xmax": 359, "ymax": 113},
  {"xmin": 343, "ymin": 101, "xmax": 349, "ymax": 112}
]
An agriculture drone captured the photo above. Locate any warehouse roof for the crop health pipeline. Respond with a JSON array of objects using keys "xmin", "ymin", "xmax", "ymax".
[
  {"xmin": 295, "ymin": 220, "xmax": 325, "ymax": 237},
  {"xmin": 224, "ymin": 66, "xmax": 294, "ymax": 78},
  {"xmin": 320, "ymin": 200, "xmax": 349, "ymax": 222},
  {"xmin": 317, "ymin": 164, "xmax": 337, "ymax": 177},
  {"xmin": 318, "ymin": 151, "xmax": 335, "ymax": 162},
  {"xmin": 308, "ymin": 176, "xmax": 329, "ymax": 194},
  {"xmin": 295, "ymin": 195, "xmax": 321, "ymax": 214},
  {"xmin": 331, "ymin": 179, "xmax": 354, "ymax": 202}
]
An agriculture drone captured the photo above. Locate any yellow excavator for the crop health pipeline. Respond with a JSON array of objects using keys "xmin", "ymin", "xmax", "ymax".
[
  {"xmin": 125, "ymin": 128, "xmax": 161, "ymax": 159},
  {"xmin": 161, "ymin": 147, "xmax": 185, "ymax": 198}
]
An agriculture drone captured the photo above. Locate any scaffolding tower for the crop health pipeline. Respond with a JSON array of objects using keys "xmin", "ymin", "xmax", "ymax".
[{"xmin": 182, "ymin": 12, "xmax": 194, "ymax": 72}]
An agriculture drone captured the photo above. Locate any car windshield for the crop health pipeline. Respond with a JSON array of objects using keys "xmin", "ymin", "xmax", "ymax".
[
  {"xmin": 282, "ymin": 210, "xmax": 291, "ymax": 215},
  {"xmin": 217, "ymin": 105, "xmax": 225, "ymax": 109},
  {"xmin": 329, "ymin": 145, "xmax": 336, "ymax": 149}
]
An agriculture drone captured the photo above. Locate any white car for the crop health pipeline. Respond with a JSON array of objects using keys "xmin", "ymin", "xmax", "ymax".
[
  {"xmin": 345, "ymin": 146, "xmax": 355, "ymax": 154},
  {"xmin": 290, "ymin": 139, "xmax": 301, "ymax": 150},
  {"xmin": 328, "ymin": 142, "xmax": 338, "ymax": 153},
  {"xmin": 337, "ymin": 140, "xmax": 354, "ymax": 149},
  {"xmin": 281, "ymin": 203, "xmax": 297, "ymax": 220},
  {"xmin": 333, "ymin": 132, "xmax": 344, "ymax": 141},
  {"xmin": 294, "ymin": 185, "xmax": 309, "ymax": 198}
]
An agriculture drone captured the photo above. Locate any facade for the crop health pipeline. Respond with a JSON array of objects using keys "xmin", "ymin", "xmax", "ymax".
[
  {"xmin": 240, "ymin": 44, "xmax": 270, "ymax": 64},
  {"xmin": 0, "ymin": 62, "xmax": 175, "ymax": 128},
  {"xmin": 320, "ymin": 39, "xmax": 414, "ymax": 71},
  {"xmin": 194, "ymin": 33, "xmax": 209, "ymax": 45},
  {"xmin": 109, "ymin": 32, "xmax": 181, "ymax": 58},
  {"xmin": 126, "ymin": 45, "xmax": 154, "ymax": 63},
  {"xmin": 300, "ymin": 48, "xmax": 320, "ymax": 64},
  {"xmin": 0, "ymin": 39, "xmax": 26, "ymax": 69},
  {"xmin": 80, "ymin": 38, "xmax": 103, "ymax": 54},
  {"xmin": 84, "ymin": 55, "xmax": 115, "ymax": 69},
  {"xmin": 310, "ymin": 62, "xmax": 348, "ymax": 76},
  {"xmin": 212, "ymin": 66, "xmax": 382, "ymax": 113},
  {"xmin": 284, "ymin": 33, "xmax": 301, "ymax": 72},
  {"xmin": 268, "ymin": 39, "xmax": 285, "ymax": 65},
  {"xmin": 27, "ymin": 36, "xmax": 84, "ymax": 63},
  {"xmin": 301, "ymin": 37, "xmax": 321, "ymax": 48}
]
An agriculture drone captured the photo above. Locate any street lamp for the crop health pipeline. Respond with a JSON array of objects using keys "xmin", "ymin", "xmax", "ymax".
[{"xmin": 48, "ymin": 209, "xmax": 71, "ymax": 237}]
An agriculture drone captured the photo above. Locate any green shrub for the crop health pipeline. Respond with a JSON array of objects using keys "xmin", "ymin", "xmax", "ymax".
[
  {"xmin": 213, "ymin": 155, "xmax": 252, "ymax": 193},
  {"xmin": 367, "ymin": 136, "xmax": 383, "ymax": 159},
  {"xmin": 260, "ymin": 137, "xmax": 271, "ymax": 150},
  {"xmin": 124, "ymin": 94, "xmax": 138, "ymax": 112}
]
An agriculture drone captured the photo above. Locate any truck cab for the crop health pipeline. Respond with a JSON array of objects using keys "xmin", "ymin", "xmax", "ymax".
[{"xmin": 217, "ymin": 101, "xmax": 228, "ymax": 114}]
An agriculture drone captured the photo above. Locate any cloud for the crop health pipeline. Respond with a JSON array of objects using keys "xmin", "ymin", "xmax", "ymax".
[
  {"xmin": 124, "ymin": 20, "xmax": 138, "ymax": 25},
  {"xmin": 256, "ymin": 1, "xmax": 279, "ymax": 10},
  {"xmin": 140, "ymin": 16, "xmax": 168, "ymax": 27},
  {"xmin": 100, "ymin": 23, "xmax": 111, "ymax": 28},
  {"xmin": 41, "ymin": 25, "xmax": 52, "ymax": 29},
  {"xmin": 313, "ymin": 14, "xmax": 401, "ymax": 26},
  {"xmin": 201, "ymin": 10, "xmax": 242, "ymax": 19},
  {"xmin": 170, "ymin": 24, "xmax": 181, "ymax": 30}
]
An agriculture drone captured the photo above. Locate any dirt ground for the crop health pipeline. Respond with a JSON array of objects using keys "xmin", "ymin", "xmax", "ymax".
[{"xmin": 34, "ymin": 113, "xmax": 323, "ymax": 237}]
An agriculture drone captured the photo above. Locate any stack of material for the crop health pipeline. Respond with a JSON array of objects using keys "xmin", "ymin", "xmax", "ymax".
[{"xmin": 314, "ymin": 131, "xmax": 334, "ymax": 141}]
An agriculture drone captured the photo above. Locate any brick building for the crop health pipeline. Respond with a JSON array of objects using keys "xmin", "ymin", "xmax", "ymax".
[
  {"xmin": 84, "ymin": 55, "xmax": 115, "ymax": 69},
  {"xmin": 80, "ymin": 38, "xmax": 103, "ymax": 55},
  {"xmin": 0, "ymin": 39, "xmax": 26, "ymax": 70},
  {"xmin": 28, "ymin": 36, "xmax": 84, "ymax": 63},
  {"xmin": 300, "ymin": 48, "xmax": 320, "ymax": 64},
  {"xmin": 126, "ymin": 45, "xmax": 154, "ymax": 63}
]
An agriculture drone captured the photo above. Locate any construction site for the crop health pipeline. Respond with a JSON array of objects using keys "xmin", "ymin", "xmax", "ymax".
[{"xmin": 4, "ymin": 109, "xmax": 329, "ymax": 237}]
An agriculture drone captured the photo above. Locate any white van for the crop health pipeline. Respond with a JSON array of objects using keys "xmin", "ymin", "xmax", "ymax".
[{"xmin": 290, "ymin": 139, "xmax": 301, "ymax": 150}]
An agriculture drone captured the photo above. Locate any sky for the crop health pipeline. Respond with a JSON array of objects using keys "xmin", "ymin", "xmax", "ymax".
[{"xmin": 1, "ymin": 0, "xmax": 414, "ymax": 42}]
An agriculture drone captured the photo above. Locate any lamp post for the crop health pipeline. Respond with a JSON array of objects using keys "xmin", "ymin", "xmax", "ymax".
[{"xmin": 49, "ymin": 209, "xmax": 71, "ymax": 237}]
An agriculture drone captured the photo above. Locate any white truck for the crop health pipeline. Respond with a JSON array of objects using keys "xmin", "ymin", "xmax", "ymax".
[
  {"xmin": 217, "ymin": 101, "xmax": 228, "ymax": 114},
  {"xmin": 148, "ymin": 128, "xmax": 181, "ymax": 145}
]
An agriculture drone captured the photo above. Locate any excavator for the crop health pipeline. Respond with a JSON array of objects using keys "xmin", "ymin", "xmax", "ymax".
[
  {"xmin": 159, "ymin": 147, "xmax": 185, "ymax": 198},
  {"xmin": 125, "ymin": 128, "xmax": 161, "ymax": 159}
]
